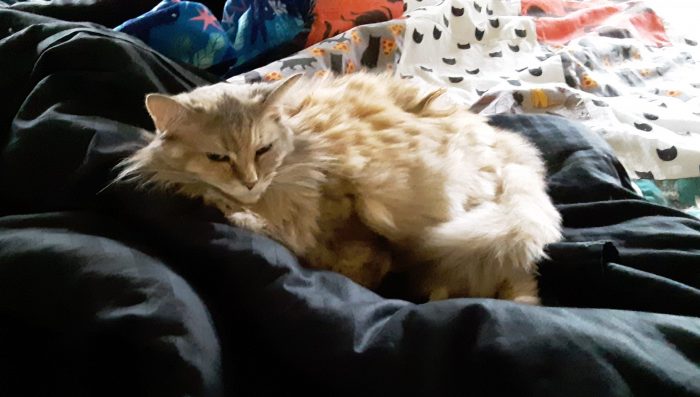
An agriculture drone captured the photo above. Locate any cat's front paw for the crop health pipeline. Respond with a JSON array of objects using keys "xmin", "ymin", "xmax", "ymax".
[
  {"xmin": 428, "ymin": 287, "xmax": 450, "ymax": 301},
  {"xmin": 227, "ymin": 211, "xmax": 267, "ymax": 233},
  {"xmin": 513, "ymin": 296, "xmax": 541, "ymax": 305}
]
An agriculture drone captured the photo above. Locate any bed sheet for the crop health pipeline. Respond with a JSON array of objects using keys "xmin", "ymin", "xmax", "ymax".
[{"xmin": 226, "ymin": 0, "xmax": 700, "ymax": 216}]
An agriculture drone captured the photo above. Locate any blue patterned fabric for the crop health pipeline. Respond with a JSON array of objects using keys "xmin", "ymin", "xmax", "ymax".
[
  {"xmin": 222, "ymin": 0, "xmax": 308, "ymax": 68},
  {"xmin": 115, "ymin": 0, "xmax": 310, "ymax": 73}
]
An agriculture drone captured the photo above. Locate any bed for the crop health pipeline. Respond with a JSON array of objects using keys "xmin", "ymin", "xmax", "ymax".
[{"xmin": 1, "ymin": 1, "xmax": 699, "ymax": 396}]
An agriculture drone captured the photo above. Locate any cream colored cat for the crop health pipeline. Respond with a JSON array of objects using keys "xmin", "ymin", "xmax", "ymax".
[{"xmin": 117, "ymin": 72, "xmax": 562, "ymax": 304}]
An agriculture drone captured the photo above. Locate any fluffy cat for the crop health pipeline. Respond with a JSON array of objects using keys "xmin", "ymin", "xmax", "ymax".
[{"xmin": 117, "ymin": 72, "xmax": 562, "ymax": 304}]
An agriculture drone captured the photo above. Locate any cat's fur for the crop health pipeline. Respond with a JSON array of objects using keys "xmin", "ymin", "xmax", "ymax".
[{"xmin": 117, "ymin": 72, "xmax": 562, "ymax": 303}]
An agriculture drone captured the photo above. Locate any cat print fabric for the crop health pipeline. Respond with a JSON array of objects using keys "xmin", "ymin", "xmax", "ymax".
[
  {"xmin": 399, "ymin": 0, "xmax": 700, "ymax": 183},
  {"xmin": 227, "ymin": 0, "xmax": 700, "ymax": 216},
  {"xmin": 228, "ymin": 21, "xmax": 405, "ymax": 84},
  {"xmin": 115, "ymin": 0, "xmax": 403, "ymax": 75}
]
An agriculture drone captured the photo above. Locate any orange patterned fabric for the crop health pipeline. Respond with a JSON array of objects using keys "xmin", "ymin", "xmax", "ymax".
[
  {"xmin": 628, "ymin": 8, "xmax": 671, "ymax": 46},
  {"xmin": 522, "ymin": 0, "xmax": 670, "ymax": 46},
  {"xmin": 305, "ymin": 0, "xmax": 403, "ymax": 46},
  {"xmin": 521, "ymin": 0, "xmax": 611, "ymax": 17},
  {"xmin": 533, "ymin": 3, "xmax": 625, "ymax": 44}
]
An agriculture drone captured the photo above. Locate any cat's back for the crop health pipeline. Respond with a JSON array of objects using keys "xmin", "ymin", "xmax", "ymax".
[
  {"xmin": 282, "ymin": 73, "xmax": 503, "ymax": 235},
  {"xmin": 286, "ymin": 73, "xmax": 496, "ymax": 174}
]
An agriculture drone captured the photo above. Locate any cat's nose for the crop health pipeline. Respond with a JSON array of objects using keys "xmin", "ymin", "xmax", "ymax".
[{"xmin": 239, "ymin": 166, "xmax": 258, "ymax": 190}]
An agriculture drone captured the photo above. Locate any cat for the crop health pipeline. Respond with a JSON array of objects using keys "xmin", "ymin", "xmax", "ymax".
[
  {"xmin": 360, "ymin": 35, "xmax": 381, "ymax": 68},
  {"xmin": 323, "ymin": 34, "xmax": 350, "ymax": 44},
  {"xmin": 280, "ymin": 57, "xmax": 317, "ymax": 71},
  {"xmin": 330, "ymin": 53, "xmax": 343, "ymax": 74},
  {"xmin": 116, "ymin": 72, "xmax": 562, "ymax": 304}
]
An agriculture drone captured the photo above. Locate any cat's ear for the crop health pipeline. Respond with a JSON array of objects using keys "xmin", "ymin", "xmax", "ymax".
[
  {"xmin": 411, "ymin": 88, "xmax": 447, "ymax": 113},
  {"xmin": 145, "ymin": 94, "xmax": 186, "ymax": 133},
  {"xmin": 262, "ymin": 73, "xmax": 303, "ymax": 106}
]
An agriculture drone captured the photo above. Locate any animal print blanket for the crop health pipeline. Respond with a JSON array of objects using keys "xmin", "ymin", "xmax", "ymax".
[
  {"xmin": 114, "ymin": 0, "xmax": 403, "ymax": 77},
  {"xmin": 225, "ymin": 0, "xmax": 700, "ymax": 217}
]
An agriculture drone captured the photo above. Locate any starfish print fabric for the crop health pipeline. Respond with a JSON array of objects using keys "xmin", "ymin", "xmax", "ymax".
[
  {"xmin": 114, "ymin": 0, "xmax": 401, "ymax": 74},
  {"xmin": 115, "ymin": 0, "xmax": 310, "ymax": 71},
  {"xmin": 115, "ymin": 1, "xmax": 237, "ymax": 69}
]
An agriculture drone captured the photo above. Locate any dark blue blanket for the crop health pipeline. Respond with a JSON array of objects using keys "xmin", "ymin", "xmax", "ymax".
[{"xmin": 114, "ymin": 0, "xmax": 312, "ymax": 75}]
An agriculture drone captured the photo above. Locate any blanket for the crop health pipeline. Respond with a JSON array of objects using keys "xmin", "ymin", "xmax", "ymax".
[
  {"xmin": 225, "ymin": 0, "xmax": 700, "ymax": 216},
  {"xmin": 1, "ymin": 1, "xmax": 700, "ymax": 396},
  {"xmin": 113, "ymin": 0, "xmax": 403, "ymax": 76}
]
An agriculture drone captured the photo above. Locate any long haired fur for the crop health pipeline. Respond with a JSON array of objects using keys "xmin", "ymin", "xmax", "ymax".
[{"xmin": 116, "ymin": 71, "xmax": 562, "ymax": 303}]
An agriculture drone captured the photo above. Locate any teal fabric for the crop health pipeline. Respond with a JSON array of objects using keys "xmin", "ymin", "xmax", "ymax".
[
  {"xmin": 677, "ymin": 177, "xmax": 700, "ymax": 207},
  {"xmin": 635, "ymin": 177, "xmax": 699, "ymax": 218},
  {"xmin": 634, "ymin": 179, "xmax": 668, "ymax": 206}
]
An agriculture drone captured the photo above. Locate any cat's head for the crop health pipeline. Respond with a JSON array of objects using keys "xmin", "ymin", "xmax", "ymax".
[{"xmin": 119, "ymin": 74, "xmax": 302, "ymax": 205}]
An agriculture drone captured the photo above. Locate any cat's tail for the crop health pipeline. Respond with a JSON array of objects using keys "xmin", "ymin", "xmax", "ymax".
[{"xmin": 426, "ymin": 164, "xmax": 562, "ymax": 273}]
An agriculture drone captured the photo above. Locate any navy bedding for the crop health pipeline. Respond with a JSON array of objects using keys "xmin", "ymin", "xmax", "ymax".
[{"xmin": 1, "ymin": 2, "xmax": 699, "ymax": 396}]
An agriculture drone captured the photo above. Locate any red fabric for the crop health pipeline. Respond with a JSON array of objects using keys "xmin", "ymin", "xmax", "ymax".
[
  {"xmin": 521, "ymin": 0, "xmax": 612, "ymax": 17},
  {"xmin": 629, "ymin": 9, "xmax": 670, "ymax": 47},
  {"xmin": 521, "ymin": 0, "xmax": 567, "ymax": 16},
  {"xmin": 534, "ymin": 4, "xmax": 624, "ymax": 45},
  {"xmin": 529, "ymin": 1, "xmax": 670, "ymax": 47},
  {"xmin": 305, "ymin": 0, "xmax": 403, "ymax": 46}
]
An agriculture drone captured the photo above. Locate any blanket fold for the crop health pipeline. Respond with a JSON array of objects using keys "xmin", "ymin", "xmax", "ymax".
[{"xmin": 1, "ymin": 4, "xmax": 699, "ymax": 397}]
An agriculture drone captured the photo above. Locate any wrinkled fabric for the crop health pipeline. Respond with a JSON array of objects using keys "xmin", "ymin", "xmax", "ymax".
[
  {"xmin": 1, "ymin": 3, "xmax": 700, "ymax": 397},
  {"xmin": 116, "ymin": 1, "xmax": 238, "ymax": 70},
  {"xmin": 8, "ymin": 0, "xmax": 228, "ymax": 28},
  {"xmin": 229, "ymin": 0, "xmax": 700, "ymax": 216},
  {"xmin": 114, "ymin": 0, "xmax": 311, "ymax": 71},
  {"xmin": 112, "ymin": 0, "xmax": 402, "ymax": 76}
]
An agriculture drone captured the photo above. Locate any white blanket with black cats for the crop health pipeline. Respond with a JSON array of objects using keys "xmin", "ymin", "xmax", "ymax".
[{"xmin": 228, "ymin": 0, "xmax": 700, "ymax": 214}]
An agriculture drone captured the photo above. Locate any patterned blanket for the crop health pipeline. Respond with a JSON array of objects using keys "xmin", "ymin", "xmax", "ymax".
[
  {"xmin": 114, "ymin": 0, "xmax": 699, "ymax": 216},
  {"xmin": 115, "ymin": 0, "xmax": 402, "ymax": 75},
  {"xmin": 223, "ymin": 0, "xmax": 700, "ymax": 216}
]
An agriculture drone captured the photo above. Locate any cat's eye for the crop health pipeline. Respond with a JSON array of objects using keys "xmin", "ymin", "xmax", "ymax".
[
  {"xmin": 256, "ymin": 144, "xmax": 273, "ymax": 158},
  {"xmin": 206, "ymin": 153, "xmax": 230, "ymax": 162}
]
